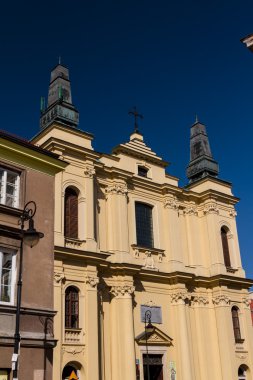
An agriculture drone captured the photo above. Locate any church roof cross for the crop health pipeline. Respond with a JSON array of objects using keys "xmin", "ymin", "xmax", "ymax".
[{"xmin": 128, "ymin": 106, "xmax": 143, "ymax": 133}]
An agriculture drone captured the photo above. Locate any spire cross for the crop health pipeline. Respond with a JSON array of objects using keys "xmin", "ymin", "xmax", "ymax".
[{"xmin": 128, "ymin": 106, "xmax": 143, "ymax": 133}]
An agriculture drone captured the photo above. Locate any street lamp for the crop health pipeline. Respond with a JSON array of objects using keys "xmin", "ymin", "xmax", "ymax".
[
  {"xmin": 12, "ymin": 201, "xmax": 44, "ymax": 380},
  {"xmin": 144, "ymin": 310, "xmax": 154, "ymax": 380}
]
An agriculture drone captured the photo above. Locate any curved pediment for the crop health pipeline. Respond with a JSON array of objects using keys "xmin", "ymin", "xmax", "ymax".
[{"xmin": 135, "ymin": 326, "xmax": 173, "ymax": 346}]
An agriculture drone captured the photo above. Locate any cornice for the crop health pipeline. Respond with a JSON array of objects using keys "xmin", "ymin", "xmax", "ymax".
[{"xmin": 31, "ymin": 122, "xmax": 94, "ymax": 143}]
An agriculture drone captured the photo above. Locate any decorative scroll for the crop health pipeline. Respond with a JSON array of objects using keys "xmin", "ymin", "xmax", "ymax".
[
  {"xmin": 143, "ymin": 251, "xmax": 158, "ymax": 270},
  {"xmin": 110, "ymin": 285, "xmax": 135, "ymax": 297},
  {"xmin": 229, "ymin": 209, "xmax": 237, "ymax": 218},
  {"xmin": 191, "ymin": 295, "xmax": 209, "ymax": 306},
  {"xmin": 212, "ymin": 295, "xmax": 230, "ymax": 306},
  {"xmin": 203, "ymin": 203, "xmax": 219, "ymax": 215},
  {"xmin": 170, "ymin": 291, "xmax": 189, "ymax": 304},
  {"xmin": 83, "ymin": 165, "xmax": 95, "ymax": 178},
  {"xmin": 54, "ymin": 272, "xmax": 65, "ymax": 283},
  {"xmin": 183, "ymin": 206, "xmax": 198, "ymax": 216},
  {"xmin": 163, "ymin": 198, "xmax": 179, "ymax": 210},
  {"xmin": 85, "ymin": 275, "xmax": 99, "ymax": 288},
  {"xmin": 105, "ymin": 183, "xmax": 128, "ymax": 195}
]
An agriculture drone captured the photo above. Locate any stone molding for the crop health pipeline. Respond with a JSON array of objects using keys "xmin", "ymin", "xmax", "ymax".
[
  {"xmin": 212, "ymin": 295, "xmax": 230, "ymax": 306},
  {"xmin": 110, "ymin": 285, "xmax": 135, "ymax": 298},
  {"xmin": 85, "ymin": 275, "xmax": 99, "ymax": 288},
  {"xmin": 83, "ymin": 165, "xmax": 95, "ymax": 178},
  {"xmin": 142, "ymin": 300, "xmax": 158, "ymax": 307},
  {"xmin": 105, "ymin": 182, "xmax": 128, "ymax": 195},
  {"xmin": 170, "ymin": 291, "xmax": 189, "ymax": 304},
  {"xmin": 54, "ymin": 272, "xmax": 65, "ymax": 284},
  {"xmin": 163, "ymin": 197, "xmax": 179, "ymax": 210},
  {"xmin": 191, "ymin": 295, "xmax": 209, "ymax": 306},
  {"xmin": 183, "ymin": 206, "xmax": 198, "ymax": 216},
  {"xmin": 203, "ymin": 203, "xmax": 219, "ymax": 215}
]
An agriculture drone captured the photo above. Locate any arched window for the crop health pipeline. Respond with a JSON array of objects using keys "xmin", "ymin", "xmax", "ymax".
[
  {"xmin": 135, "ymin": 202, "xmax": 154, "ymax": 248},
  {"xmin": 238, "ymin": 365, "xmax": 248, "ymax": 380},
  {"xmin": 232, "ymin": 306, "xmax": 242, "ymax": 343},
  {"xmin": 64, "ymin": 187, "xmax": 78, "ymax": 239},
  {"xmin": 221, "ymin": 227, "xmax": 231, "ymax": 267},
  {"xmin": 65, "ymin": 286, "xmax": 79, "ymax": 329},
  {"xmin": 62, "ymin": 365, "xmax": 78, "ymax": 380}
]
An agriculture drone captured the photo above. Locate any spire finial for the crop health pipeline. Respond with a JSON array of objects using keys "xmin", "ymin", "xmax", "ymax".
[
  {"xmin": 195, "ymin": 114, "xmax": 199, "ymax": 123},
  {"xmin": 58, "ymin": 56, "xmax": 61, "ymax": 65},
  {"xmin": 128, "ymin": 106, "xmax": 143, "ymax": 133}
]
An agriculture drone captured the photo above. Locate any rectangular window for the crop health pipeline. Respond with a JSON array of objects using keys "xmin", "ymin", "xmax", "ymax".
[
  {"xmin": 0, "ymin": 250, "xmax": 16, "ymax": 304},
  {"xmin": 0, "ymin": 168, "xmax": 20, "ymax": 208},
  {"xmin": 135, "ymin": 202, "xmax": 154, "ymax": 248}
]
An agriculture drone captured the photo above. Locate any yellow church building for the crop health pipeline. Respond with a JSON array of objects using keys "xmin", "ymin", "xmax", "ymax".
[{"xmin": 32, "ymin": 63, "xmax": 253, "ymax": 380}]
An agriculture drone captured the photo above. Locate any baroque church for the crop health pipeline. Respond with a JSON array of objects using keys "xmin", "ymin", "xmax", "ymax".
[{"xmin": 32, "ymin": 63, "xmax": 253, "ymax": 380}]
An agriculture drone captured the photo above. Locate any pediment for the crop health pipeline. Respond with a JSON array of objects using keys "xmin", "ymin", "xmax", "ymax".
[{"xmin": 135, "ymin": 326, "xmax": 173, "ymax": 346}]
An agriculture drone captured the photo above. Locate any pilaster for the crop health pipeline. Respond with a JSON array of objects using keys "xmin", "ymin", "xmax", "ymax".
[
  {"xmin": 105, "ymin": 181, "xmax": 130, "ymax": 257},
  {"xmin": 109, "ymin": 282, "xmax": 136, "ymax": 380},
  {"xmin": 85, "ymin": 267, "xmax": 99, "ymax": 380},
  {"xmin": 84, "ymin": 164, "xmax": 97, "ymax": 251}
]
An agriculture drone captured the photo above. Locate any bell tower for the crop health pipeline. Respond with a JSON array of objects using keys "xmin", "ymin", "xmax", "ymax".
[
  {"xmin": 40, "ymin": 62, "xmax": 79, "ymax": 130},
  {"xmin": 186, "ymin": 119, "xmax": 219, "ymax": 183}
]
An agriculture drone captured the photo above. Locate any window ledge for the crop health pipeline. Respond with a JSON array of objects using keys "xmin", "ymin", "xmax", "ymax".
[
  {"xmin": 65, "ymin": 237, "xmax": 86, "ymax": 249},
  {"xmin": 131, "ymin": 244, "xmax": 165, "ymax": 255},
  {"xmin": 235, "ymin": 338, "xmax": 245, "ymax": 344},
  {"xmin": 226, "ymin": 267, "xmax": 238, "ymax": 274}
]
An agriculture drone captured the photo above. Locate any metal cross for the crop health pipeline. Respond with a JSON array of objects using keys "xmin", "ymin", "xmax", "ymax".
[{"xmin": 128, "ymin": 106, "xmax": 143, "ymax": 133}]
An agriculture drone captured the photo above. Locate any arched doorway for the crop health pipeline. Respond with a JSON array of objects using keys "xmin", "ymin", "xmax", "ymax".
[{"xmin": 62, "ymin": 365, "xmax": 79, "ymax": 380}]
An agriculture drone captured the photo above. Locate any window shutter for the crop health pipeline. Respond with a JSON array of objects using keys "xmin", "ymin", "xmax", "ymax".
[
  {"xmin": 65, "ymin": 188, "xmax": 78, "ymax": 239},
  {"xmin": 221, "ymin": 228, "xmax": 231, "ymax": 267}
]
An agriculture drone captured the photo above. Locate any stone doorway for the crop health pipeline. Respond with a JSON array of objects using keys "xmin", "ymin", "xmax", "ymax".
[{"xmin": 143, "ymin": 354, "xmax": 163, "ymax": 380}]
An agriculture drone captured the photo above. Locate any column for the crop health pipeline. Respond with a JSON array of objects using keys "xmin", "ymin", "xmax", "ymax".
[
  {"xmin": 213, "ymin": 294, "xmax": 234, "ymax": 378},
  {"xmin": 84, "ymin": 164, "xmax": 97, "ymax": 251},
  {"xmin": 85, "ymin": 268, "xmax": 99, "ymax": 380},
  {"xmin": 163, "ymin": 196, "xmax": 183, "ymax": 265},
  {"xmin": 106, "ymin": 181, "xmax": 129, "ymax": 256},
  {"xmin": 170, "ymin": 291, "xmax": 194, "ymax": 380},
  {"xmin": 53, "ymin": 270, "xmax": 65, "ymax": 380},
  {"xmin": 183, "ymin": 205, "xmax": 200, "ymax": 267},
  {"xmin": 110, "ymin": 283, "xmax": 136, "ymax": 380}
]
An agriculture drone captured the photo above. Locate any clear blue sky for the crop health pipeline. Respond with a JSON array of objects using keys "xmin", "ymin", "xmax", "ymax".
[{"xmin": 1, "ymin": 1, "xmax": 252, "ymax": 278}]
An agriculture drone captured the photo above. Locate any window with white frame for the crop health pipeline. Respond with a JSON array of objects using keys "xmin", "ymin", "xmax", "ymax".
[
  {"xmin": 0, "ymin": 168, "xmax": 20, "ymax": 208},
  {"xmin": 0, "ymin": 250, "xmax": 16, "ymax": 304}
]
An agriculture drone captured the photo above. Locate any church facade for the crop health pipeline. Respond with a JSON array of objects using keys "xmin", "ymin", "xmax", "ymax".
[{"xmin": 32, "ymin": 63, "xmax": 253, "ymax": 380}]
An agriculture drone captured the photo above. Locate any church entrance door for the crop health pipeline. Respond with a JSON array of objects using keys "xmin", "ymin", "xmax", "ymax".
[{"xmin": 143, "ymin": 354, "xmax": 163, "ymax": 380}]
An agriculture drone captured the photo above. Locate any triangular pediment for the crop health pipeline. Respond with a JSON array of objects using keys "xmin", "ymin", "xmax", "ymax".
[{"xmin": 136, "ymin": 326, "xmax": 173, "ymax": 346}]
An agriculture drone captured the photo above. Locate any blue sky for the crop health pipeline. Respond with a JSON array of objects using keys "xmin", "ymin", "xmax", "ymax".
[{"xmin": 1, "ymin": 1, "xmax": 252, "ymax": 278}]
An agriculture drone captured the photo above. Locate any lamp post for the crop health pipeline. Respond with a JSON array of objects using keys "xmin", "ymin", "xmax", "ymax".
[
  {"xmin": 144, "ymin": 310, "xmax": 154, "ymax": 380},
  {"xmin": 12, "ymin": 201, "xmax": 44, "ymax": 380}
]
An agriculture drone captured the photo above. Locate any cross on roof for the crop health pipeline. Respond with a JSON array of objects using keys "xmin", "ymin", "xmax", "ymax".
[{"xmin": 128, "ymin": 106, "xmax": 143, "ymax": 133}]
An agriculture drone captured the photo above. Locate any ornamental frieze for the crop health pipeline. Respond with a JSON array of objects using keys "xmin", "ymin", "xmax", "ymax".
[
  {"xmin": 163, "ymin": 198, "xmax": 179, "ymax": 210},
  {"xmin": 170, "ymin": 291, "xmax": 189, "ymax": 304},
  {"xmin": 212, "ymin": 295, "xmax": 230, "ymax": 306},
  {"xmin": 83, "ymin": 165, "xmax": 96, "ymax": 178},
  {"xmin": 183, "ymin": 206, "xmax": 198, "ymax": 216},
  {"xmin": 85, "ymin": 275, "xmax": 99, "ymax": 288},
  {"xmin": 191, "ymin": 295, "xmax": 209, "ymax": 306},
  {"xmin": 110, "ymin": 285, "xmax": 135, "ymax": 297},
  {"xmin": 105, "ymin": 183, "xmax": 128, "ymax": 195},
  {"xmin": 203, "ymin": 203, "xmax": 219, "ymax": 215}
]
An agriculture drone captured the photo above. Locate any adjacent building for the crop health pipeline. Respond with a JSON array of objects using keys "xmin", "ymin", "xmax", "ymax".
[
  {"xmin": 31, "ymin": 63, "xmax": 253, "ymax": 380},
  {"xmin": 0, "ymin": 130, "xmax": 66, "ymax": 379}
]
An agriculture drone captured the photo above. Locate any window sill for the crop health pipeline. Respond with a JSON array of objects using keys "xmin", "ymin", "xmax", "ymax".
[
  {"xmin": 0, "ymin": 203, "xmax": 22, "ymax": 216},
  {"xmin": 226, "ymin": 267, "xmax": 238, "ymax": 274},
  {"xmin": 65, "ymin": 237, "xmax": 86, "ymax": 249},
  {"xmin": 235, "ymin": 338, "xmax": 245, "ymax": 344},
  {"xmin": 132, "ymin": 244, "xmax": 165, "ymax": 255}
]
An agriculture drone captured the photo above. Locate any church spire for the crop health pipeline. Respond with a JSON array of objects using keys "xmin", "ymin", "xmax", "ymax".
[
  {"xmin": 186, "ymin": 119, "xmax": 219, "ymax": 183},
  {"xmin": 40, "ymin": 62, "xmax": 79, "ymax": 130}
]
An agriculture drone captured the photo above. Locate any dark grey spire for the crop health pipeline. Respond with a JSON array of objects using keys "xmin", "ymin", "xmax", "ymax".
[
  {"xmin": 40, "ymin": 63, "xmax": 79, "ymax": 130},
  {"xmin": 186, "ymin": 120, "xmax": 219, "ymax": 183}
]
